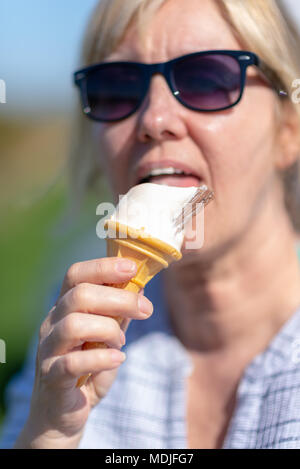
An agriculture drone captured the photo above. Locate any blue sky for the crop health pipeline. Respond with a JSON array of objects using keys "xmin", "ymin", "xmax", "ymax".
[
  {"xmin": 1, "ymin": 0, "xmax": 98, "ymax": 116},
  {"xmin": 1, "ymin": 0, "xmax": 299, "ymax": 117}
]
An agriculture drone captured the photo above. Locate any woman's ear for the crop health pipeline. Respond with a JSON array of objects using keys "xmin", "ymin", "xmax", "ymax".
[{"xmin": 276, "ymin": 100, "xmax": 300, "ymax": 170}]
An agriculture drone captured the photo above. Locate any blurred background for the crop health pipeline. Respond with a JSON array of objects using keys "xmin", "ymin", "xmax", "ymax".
[
  {"xmin": 0, "ymin": 0, "xmax": 300, "ymax": 431},
  {"xmin": 0, "ymin": 0, "xmax": 106, "ymax": 427}
]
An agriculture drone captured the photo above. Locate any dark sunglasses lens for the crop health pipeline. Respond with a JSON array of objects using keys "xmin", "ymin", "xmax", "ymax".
[
  {"xmin": 172, "ymin": 54, "xmax": 241, "ymax": 110},
  {"xmin": 85, "ymin": 64, "xmax": 144, "ymax": 121}
]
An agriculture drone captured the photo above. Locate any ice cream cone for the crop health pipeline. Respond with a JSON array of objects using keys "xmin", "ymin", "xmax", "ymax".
[{"xmin": 76, "ymin": 220, "xmax": 182, "ymax": 387}]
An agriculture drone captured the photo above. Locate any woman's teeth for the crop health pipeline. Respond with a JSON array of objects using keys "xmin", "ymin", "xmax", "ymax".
[
  {"xmin": 139, "ymin": 167, "xmax": 201, "ymax": 187},
  {"xmin": 147, "ymin": 167, "xmax": 185, "ymax": 176}
]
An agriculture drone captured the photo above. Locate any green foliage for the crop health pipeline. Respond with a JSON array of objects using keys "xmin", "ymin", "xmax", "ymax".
[
  {"xmin": 0, "ymin": 168, "xmax": 109, "ymax": 428},
  {"xmin": 0, "ymin": 183, "xmax": 66, "ymax": 424}
]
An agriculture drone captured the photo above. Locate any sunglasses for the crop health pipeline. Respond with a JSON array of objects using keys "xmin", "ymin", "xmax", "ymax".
[{"xmin": 74, "ymin": 50, "xmax": 287, "ymax": 123}]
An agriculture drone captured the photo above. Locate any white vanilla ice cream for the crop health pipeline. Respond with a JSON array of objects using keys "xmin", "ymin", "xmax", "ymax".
[{"xmin": 108, "ymin": 183, "xmax": 205, "ymax": 251}]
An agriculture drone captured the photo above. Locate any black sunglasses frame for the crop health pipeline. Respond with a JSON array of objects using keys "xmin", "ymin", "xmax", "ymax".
[{"xmin": 74, "ymin": 50, "xmax": 287, "ymax": 123}]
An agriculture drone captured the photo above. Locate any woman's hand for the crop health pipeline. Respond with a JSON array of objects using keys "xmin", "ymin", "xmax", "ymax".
[{"xmin": 14, "ymin": 257, "xmax": 153, "ymax": 449}]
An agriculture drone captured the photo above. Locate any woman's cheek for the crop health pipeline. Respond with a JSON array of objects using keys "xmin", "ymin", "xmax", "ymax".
[
  {"xmin": 96, "ymin": 120, "xmax": 139, "ymax": 194},
  {"xmin": 94, "ymin": 118, "xmax": 134, "ymax": 159}
]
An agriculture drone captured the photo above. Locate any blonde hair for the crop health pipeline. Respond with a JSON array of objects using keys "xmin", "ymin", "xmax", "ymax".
[{"xmin": 69, "ymin": 0, "xmax": 300, "ymax": 229}]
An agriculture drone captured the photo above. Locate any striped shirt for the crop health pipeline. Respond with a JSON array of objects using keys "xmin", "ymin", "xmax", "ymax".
[{"xmin": 1, "ymin": 257, "xmax": 300, "ymax": 448}]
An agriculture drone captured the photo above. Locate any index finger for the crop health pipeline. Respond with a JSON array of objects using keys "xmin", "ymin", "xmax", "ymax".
[{"xmin": 59, "ymin": 257, "xmax": 137, "ymax": 299}]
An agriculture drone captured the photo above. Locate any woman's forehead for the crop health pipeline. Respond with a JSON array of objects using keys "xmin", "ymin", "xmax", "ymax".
[{"xmin": 106, "ymin": 0, "xmax": 241, "ymax": 63}]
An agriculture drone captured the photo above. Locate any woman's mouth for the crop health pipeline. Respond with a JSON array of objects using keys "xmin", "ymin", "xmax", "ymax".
[{"xmin": 137, "ymin": 165, "xmax": 204, "ymax": 187}]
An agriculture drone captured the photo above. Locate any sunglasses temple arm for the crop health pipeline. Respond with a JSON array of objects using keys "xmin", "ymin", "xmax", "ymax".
[{"xmin": 255, "ymin": 59, "xmax": 288, "ymax": 97}]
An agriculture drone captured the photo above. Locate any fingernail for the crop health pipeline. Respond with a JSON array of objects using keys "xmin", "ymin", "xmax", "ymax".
[
  {"xmin": 120, "ymin": 330, "xmax": 126, "ymax": 346},
  {"xmin": 111, "ymin": 350, "xmax": 126, "ymax": 363},
  {"xmin": 116, "ymin": 259, "xmax": 136, "ymax": 273},
  {"xmin": 138, "ymin": 296, "xmax": 153, "ymax": 317}
]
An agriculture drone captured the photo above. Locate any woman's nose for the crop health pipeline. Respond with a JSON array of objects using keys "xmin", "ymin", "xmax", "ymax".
[{"xmin": 136, "ymin": 74, "xmax": 188, "ymax": 143}]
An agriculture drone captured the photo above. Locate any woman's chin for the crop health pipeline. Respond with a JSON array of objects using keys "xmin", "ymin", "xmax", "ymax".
[
  {"xmin": 181, "ymin": 238, "xmax": 210, "ymax": 259},
  {"xmin": 180, "ymin": 230, "xmax": 229, "ymax": 264}
]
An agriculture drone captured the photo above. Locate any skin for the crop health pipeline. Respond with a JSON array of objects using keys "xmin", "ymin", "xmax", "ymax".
[{"xmin": 16, "ymin": 0, "xmax": 300, "ymax": 449}]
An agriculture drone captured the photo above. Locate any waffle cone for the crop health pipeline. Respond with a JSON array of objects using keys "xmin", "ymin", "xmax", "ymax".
[{"xmin": 76, "ymin": 220, "xmax": 182, "ymax": 387}]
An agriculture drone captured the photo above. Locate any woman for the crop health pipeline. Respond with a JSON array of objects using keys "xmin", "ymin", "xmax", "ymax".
[{"xmin": 1, "ymin": 0, "xmax": 300, "ymax": 449}]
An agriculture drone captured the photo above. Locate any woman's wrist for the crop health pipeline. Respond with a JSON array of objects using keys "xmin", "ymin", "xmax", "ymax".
[{"xmin": 13, "ymin": 419, "xmax": 83, "ymax": 449}]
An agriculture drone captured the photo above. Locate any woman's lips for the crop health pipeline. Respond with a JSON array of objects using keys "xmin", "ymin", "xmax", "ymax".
[
  {"xmin": 134, "ymin": 159, "xmax": 205, "ymax": 187},
  {"xmin": 144, "ymin": 174, "xmax": 202, "ymax": 187}
]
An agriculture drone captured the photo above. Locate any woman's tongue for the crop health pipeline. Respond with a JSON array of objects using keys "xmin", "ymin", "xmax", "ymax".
[{"xmin": 148, "ymin": 174, "xmax": 201, "ymax": 187}]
